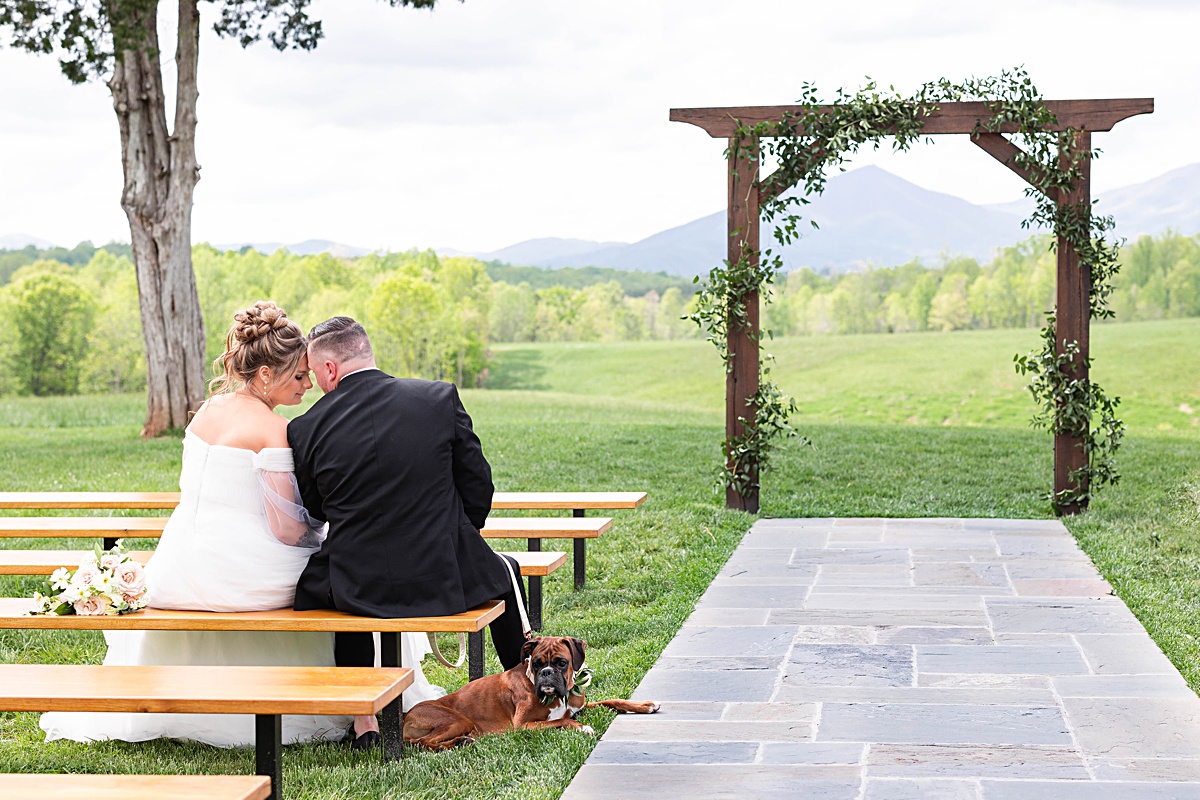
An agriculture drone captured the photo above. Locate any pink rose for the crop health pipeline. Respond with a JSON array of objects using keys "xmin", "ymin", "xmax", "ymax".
[
  {"xmin": 113, "ymin": 561, "xmax": 146, "ymax": 594},
  {"xmin": 72, "ymin": 564, "xmax": 101, "ymax": 588},
  {"xmin": 73, "ymin": 595, "xmax": 111, "ymax": 616},
  {"xmin": 100, "ymin": 554, "xmax": 122, "ymax": 571},
  {"xmin": 123, "ymin": 592, "xmax": 143, "ymax": 607}
]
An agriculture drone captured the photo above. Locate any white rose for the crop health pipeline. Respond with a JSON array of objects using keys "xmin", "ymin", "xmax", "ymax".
[
  {"xmin": 73, "ymin": 595, "xmax": 111, "ymax": 616},
  {"xmin": 113, "ymin": 561, "xmax": 146, "ymax": 594},
  {"xmin": 61, "ymin": 585, "xmax": 84, "ymax": 603}
]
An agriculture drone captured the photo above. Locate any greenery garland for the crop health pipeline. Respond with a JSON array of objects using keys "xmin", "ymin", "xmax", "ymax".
[{"xmin": 690, "ymin": 67, "xmax": 1123, "ymax": 512}]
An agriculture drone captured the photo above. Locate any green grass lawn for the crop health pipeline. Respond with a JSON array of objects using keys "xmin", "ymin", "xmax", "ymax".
[{"xmin": 1, "ymin": 318, "xmax": 1198, "ymax": 799}]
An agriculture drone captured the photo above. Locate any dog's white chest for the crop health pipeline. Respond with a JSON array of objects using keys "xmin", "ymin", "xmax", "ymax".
[{"xmin": 546, "ymin": 701, "xmax": 569, "ymax": 721}]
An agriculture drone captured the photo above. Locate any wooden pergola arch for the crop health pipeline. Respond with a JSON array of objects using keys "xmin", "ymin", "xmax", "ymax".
[{"xmin": 671, "ymin": 98, "xmax": 1154, "ymax": 514}]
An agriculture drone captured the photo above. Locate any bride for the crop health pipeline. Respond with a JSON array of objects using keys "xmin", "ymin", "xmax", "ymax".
[{"xmin": 41, "ymin": 301, "xmax": 444, "ymax": 748}]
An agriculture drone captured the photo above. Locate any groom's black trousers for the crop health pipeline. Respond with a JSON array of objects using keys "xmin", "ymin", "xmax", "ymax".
[{"xmin": 334, "ymin": 553, "xmax": 530, "ymax": 673}]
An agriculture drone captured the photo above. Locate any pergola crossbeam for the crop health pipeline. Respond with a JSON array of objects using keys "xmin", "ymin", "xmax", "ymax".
[{"xmin": 670, "ymin": 99, "xmax": 1154, "ymax": 138}]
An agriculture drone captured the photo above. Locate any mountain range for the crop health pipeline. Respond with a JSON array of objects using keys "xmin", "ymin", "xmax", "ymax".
[
  {"xmin": 463, "ymin": 162, "xmax": 1200, "ymax": 276},
  {"xmin": 7, "ymin": 163, "xmax": 1200, "ymax": 275}
]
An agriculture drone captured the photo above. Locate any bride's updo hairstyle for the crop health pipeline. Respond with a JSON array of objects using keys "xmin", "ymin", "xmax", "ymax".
[{"xmin": 209, "ymin": 301, "xmax": 306, "ymax": 396}]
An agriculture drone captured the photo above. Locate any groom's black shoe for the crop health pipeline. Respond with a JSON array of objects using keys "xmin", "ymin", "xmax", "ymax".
[{"xmin": 350, "ymin": 730, "xmax": 382, "ymax": 751}]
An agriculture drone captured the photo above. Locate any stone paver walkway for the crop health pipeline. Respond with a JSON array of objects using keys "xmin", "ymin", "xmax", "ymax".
[{"xmin": 562, "ymin": 518, "xmax": 1200, "ymax": 799}]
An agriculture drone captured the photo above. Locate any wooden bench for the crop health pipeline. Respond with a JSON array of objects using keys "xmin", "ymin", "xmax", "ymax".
[
  {"xmin": 0, "ymin": 546, "xmax": 566, "ymax": 630},
  {"xmin": 0, "ymin": 664, "xmax": 410, "ymax": 800},
  {"xmin": 0, "ymin": 774, "xmax": 271, "ymax": 800},
  {"xmin": 0, "ymin": 596, "xmax": 501, "ymax": 761},
  {"xmin": 0, "ymin": 490, "xmax": 648, "ymax": 618}
]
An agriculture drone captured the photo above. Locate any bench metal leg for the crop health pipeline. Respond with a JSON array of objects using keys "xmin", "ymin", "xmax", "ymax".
[
  {"xmin": 469, "ymin": 631, "xmax": 484, "ymax": 681},
  {"xmin": 255, "ymin": 714, "xmax": 282, "ymax": 800},
  {"xmin": 380, "ymin": 631, "xmax": 404, "ymax": 762},
  {"xmin": 102, "ymin": 537, "xmax": 118, "ymax": 551},
  {"xmin": 573, "ymin": 509, "xmax": 586, "ymax": 591},
  {"xmin": 528, "ymin": 575, "xmax": 542, "ymax": 631},
  {"xmin": 526, "ymin": 536, "xmax": 543, "ymax": 630}
]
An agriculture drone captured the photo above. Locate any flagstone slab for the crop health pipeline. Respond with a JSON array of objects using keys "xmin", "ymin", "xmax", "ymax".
[
  {"xmin": 785, "ymin": 644, "xmax": 913, "ymax": 687},
  {"xmin": 660, "ymin": 626, "xmax": 797, "ymax": 659},
  {"xmin": 631, "ymin": 668, "xmax": 778, "ymax": 702},
  {"xmin": 772, "ymin": 686, "xmax": 1058, "ymax": 706},
  {"xmin": 653, "ymin": 655, "xmax": 780, "ymax": 671},
  {"xmin": 817, "ymin": 704, "xmax": 1071, "ymax": 745},
  {"xmin": 1060, "ymin": 696, "xmax": 1200, "ymax": 758},
  {"xmin": 759, "ymin": 742, "xmax": 867, "ymax": 765},
  {"xmin": 561, "ymin": 765, "xmax": 865, "ymax": 800},
  {"xmin": 985, "ymin": 598, "xmax": 1145, "ymax": 634},
  {"xmin": 695, "ymin": 585, "xmax": 810, "ymax": 609},
  {"xmin": 1089, "ymin": 758, "xmax": 1200, "ymax": 782},
  {"xmin": 979, "ymin": 781, "xmax": 1200, "ymax": 799},
  {"xmin": 875, "ymin": 627, "xmax": 994, "ymax": 645},
  {"xmin": 791, "ymin": 548, "xmax": 912, "ymax": 565},
  {"xmin": 1005, "ymin": 559, "xmax": 1106, "ymax": 579},
  {"xmin": 864, "ymin": 778, "xmax": 981, "ymax": 800},
  {"xmin": 915, "ymin": 645, "xmax": 1089, "ymax": 675},
  {"xmin": 740, "ymin": 530, "xmax": 832, "ymax": 548},
  {"xmin": 1010, "ymin": 578, "xmax": 1112, "ymax": 596},
  {"xmin": 587, "ymin": 740, "xmax": 759, "ymax": 764},
  {"xmin": 602, "ymin": 719, "xmax": 814, "ymax": 743},
  {"xmin": 1073, "ymin": 633, "xmax": 1177, "ymax": 674},
  {"xmin": 867, "ymin": 743, "xmax": 1089, "ymax": 779},
  {"xmin": 1052, "ymin": 673, "xmax": 1194, "ymax": 698},
  {"xmin": 912, "ymin": 562, "xmax": 1009, "ymax": 587},
  {"xmin": 686, "ymin": 608, "xmax": 770, "ymax": 626},
  {"xmin": 770, "ymin": 609, "xmax": 991, "ymax": 627}
]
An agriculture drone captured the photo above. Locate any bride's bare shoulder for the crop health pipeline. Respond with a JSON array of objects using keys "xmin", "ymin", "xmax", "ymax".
[{"xmin": 187, "ymin": 395, "xmax": 289, "ymax": 451}]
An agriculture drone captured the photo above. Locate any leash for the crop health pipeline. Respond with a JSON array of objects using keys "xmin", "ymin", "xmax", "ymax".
[
  {"xmin": 426, "ymin": 553, "xmax": 533, "ymax": 669},
  {"xmin": 425, "ymin": 631, "xmax": 467, "ymax": 669},
  {"xmin": 501, "ymin": 553, "xmax": 533, "ymax": 636}
]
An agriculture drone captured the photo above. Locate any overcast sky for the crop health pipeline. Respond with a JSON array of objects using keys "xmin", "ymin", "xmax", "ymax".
[{"xmin": 0, "ymin": 0, "xmax": 1195, "ymax": 253}]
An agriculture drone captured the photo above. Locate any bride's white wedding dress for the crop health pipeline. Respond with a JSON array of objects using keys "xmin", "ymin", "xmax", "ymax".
[{"xmin": 41, "ymin": 429, "xmax": 445, "ymax": 748}]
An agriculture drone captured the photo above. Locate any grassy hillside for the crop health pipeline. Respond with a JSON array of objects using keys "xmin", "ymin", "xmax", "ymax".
[{"xmin": 489, "ymin": 317, "xmax": 1200, "ymax": 432}]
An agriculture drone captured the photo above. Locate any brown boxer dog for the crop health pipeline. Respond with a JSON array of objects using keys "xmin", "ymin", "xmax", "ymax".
[{"xmin": 402, "ymin": 635, "xmax": 660, "ymax": 750}]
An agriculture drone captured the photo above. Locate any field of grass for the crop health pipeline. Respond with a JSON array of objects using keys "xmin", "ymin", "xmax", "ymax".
[{"xmin": 0, "ymin": 318, "xmax": 1198, "ymax": 799}]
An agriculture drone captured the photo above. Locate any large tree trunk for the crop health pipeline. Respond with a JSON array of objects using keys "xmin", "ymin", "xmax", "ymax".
[{"xmin": 108, "ymin": 0, "xmax": 206, "ymax": 437}]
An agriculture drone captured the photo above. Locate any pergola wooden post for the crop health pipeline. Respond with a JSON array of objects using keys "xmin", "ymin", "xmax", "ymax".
[{"xmin": 671, "ymin": 99, "xmax": 1152, "ymax": 514}]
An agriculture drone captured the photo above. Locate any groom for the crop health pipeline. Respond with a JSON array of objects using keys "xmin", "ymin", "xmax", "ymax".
[{"xmin": 288, "ymin": 316, "xmax": 530, "ymax": 747}]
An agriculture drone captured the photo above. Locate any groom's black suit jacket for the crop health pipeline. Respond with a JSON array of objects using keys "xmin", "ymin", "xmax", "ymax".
[{"xmin": 287, "ymin": 370, "xmax": 510, "ymax": 618}]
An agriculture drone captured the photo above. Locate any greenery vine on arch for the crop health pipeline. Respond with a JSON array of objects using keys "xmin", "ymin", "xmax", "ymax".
[{"xmin": 689, "ymin": 68, "xmax": 1125, "ymax": 513}]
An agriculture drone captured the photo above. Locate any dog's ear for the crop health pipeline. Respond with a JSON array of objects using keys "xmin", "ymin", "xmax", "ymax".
[
  {"xmin": 521, "ymin": 637, "xmax": 539, "ymax": 662},
  {"xmin": 566, "ymin": 637, "xmax": 587, "ymax": 671}
]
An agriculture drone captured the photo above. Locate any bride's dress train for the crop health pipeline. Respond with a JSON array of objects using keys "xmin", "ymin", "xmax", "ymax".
[{"xmin": 41, "ymin": 430, "xmax": 444, "ymax": 748}]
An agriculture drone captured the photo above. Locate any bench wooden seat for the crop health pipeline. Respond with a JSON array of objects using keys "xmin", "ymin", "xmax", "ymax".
[
  {"xmin": 0, "ymin": 664, "xmax": 411, "ymax": 800},
  {"xmin": 0, "ymin": 490, "xmax": 648, "ymax": 511},
  {"xmin": 0, "ymin": 515, "xmax": 609, "ymax": 539},
  {"xmin": 0, "ymin": 517, "xmax": 167, "ymax": 538},
  {"xmin": 0, "ymin": 547, "xmax": 564, "ymax": 576},
  {"xmin": 0, "ymin": 774, "xmax": 271, "ymax": 800},
  {"xmin": 0, "ymin": 549, "xmax": 563, "ymax": 630}
]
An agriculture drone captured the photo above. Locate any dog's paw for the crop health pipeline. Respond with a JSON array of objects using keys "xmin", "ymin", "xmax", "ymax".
[
  {"xmin": 647, "ymin": 702, "xmax": 661, "ymax": 713},
  {"xmin": 579, "ymin": 725, "xmax": 595, "ymax": 736}
]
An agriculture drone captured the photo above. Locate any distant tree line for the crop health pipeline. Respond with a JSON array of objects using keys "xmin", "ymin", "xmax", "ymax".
[
  {"xmin": 764, "ymin": 232, "xmax": 1200, "ymax": 336},
  {"xmin": 0, "ymin": 230, "xmax": 1196, "ymax": 396}
]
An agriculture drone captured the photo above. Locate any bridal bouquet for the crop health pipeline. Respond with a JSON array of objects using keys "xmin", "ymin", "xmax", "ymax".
[{"xmin": 29, "ymin": 540, "xmax": 149, "ymax": 616}]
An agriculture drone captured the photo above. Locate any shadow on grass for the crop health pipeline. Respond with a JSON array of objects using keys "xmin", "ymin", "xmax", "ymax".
[{"xmin": 485, "ymin": 349, "xmax": 549, "ymax": 391}]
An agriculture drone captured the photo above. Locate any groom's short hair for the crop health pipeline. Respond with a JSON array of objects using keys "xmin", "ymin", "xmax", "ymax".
[{"xmin": 308, "ymin": 317, "xmax": 373, "ymax": 363}]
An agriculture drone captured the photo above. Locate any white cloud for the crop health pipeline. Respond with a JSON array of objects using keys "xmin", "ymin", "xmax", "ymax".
[{"xmin": 1, "ymin": 0, "xmax": 1197, "ymax": 252}]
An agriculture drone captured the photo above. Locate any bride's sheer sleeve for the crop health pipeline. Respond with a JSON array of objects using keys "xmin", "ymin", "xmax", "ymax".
[{"xmin": 258, "ymin": 468, "xmax": 328, "ymax": 549}]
